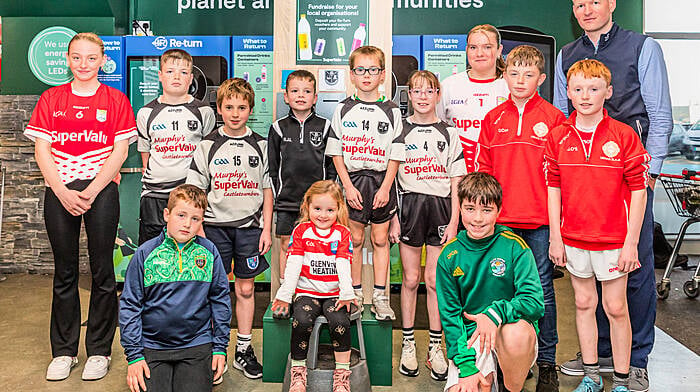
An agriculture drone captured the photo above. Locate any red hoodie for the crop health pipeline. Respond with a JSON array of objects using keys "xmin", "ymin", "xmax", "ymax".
[
  {"xmin": 477, "ymin": 93, "xmax": 566, "ymax": 229},
  {"xmin": 544, "ymin": 110, "xmax": 650, "ymax": 250}
]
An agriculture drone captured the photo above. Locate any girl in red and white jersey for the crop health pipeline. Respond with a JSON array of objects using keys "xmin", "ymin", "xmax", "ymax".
[
  {"xmin": 24, "ymin": 33, "xmax": 136, "ymax": 382},
  {"xmin": 437, "ymin": 24, "xmax": 509, "ymax": 173},
  {"xmin": 271, "ymin": 180, "xmax": 357, "ymax": 392}
]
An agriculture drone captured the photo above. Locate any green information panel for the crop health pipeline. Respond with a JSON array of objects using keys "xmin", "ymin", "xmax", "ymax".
[
  {"xmin": 232, "ymin": 36, "xmax": 274, "ymax": 137},
  {"xmin": 296, "ymin": 0, "xmax": 369, "ymax": 65},
  {"xmin": 26, "ymin": 26, "xmax": 77, "ymax": 86},
  {"xmin": 128, "ymin": 58, "xmax": 162, "ymax": 114},
  {"xmin": 423, "ymin": 35, "xmax": 468, "ymax": 83}
]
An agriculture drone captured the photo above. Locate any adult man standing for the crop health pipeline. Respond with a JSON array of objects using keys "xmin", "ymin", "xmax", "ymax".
[{"xmin": 554, "ymin": 1, "xmax": 672, "ymax": 392}]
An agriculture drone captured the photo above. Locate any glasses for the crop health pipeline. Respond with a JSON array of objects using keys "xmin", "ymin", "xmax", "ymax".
[
  {"xmin": 409, "ymin": 88, "xmax": 438, "ymax": 96},
  {"xmin": 351, "ymin": 67, "xmax": 384, "ymax": 75}
]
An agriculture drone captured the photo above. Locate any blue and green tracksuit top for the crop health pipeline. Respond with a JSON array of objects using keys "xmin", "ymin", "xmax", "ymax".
[
  {"xmin": 436, "ymin": 225, "xmax": 545, "ymax": 378},
  {"xmin": 119, "ymin": 231, "xmax": 232, "ymax": 364}
]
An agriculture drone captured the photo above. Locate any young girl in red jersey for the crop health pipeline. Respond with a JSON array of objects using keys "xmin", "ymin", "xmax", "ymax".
[
  {"xmin": 437, "ymin": 24, "xmax": 509, "ymax": 172},
  {"xmin": 24, "ymin": 33, "xmax": 137, "ymax": 382},
  {"xmin": 271, "ymin": 180, "xmax": 357, "ymax": 392}
]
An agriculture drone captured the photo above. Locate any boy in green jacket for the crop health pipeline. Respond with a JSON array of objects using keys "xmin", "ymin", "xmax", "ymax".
[{"xmin": 437, "ymin": 172, "xmax": 544, "ymax": 392}]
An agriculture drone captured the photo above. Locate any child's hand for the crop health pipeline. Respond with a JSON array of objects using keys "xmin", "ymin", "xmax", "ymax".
[
  {"xmin": 335, "ymin": 297, "xmax": 358, "ymax": 312},
  {"xmin": 126, "ymin": 360, "xmax": 150, "ymax": 392},
  {"xmin": 441, "ymin": 222, "xmax": 458, "ymax": 244},
  {"xmin": 388, "ymin": 215, "xmax": 401, "ymax": 244},
  {"xmin": 464, "ymin": 312, "xmax": 498, "ymax": 354},
  {"xmin": 271, "ymin": 299, "xmax": 290, "ymax": 318},
  {"xmin": 373, "ymin": 186, "xmax": 390, "ymax": 209},
  {"xmin": 345, "ymin": 185, "xmax": 363, "ymax": 210},
  {"xmin": 548, "ymin": 238, "xmax": 567, "ymax": 267},
  {"xmin": 618, "ymin": 242, "xmax": 641, "ymax": 273},
  {"xmin": 259, "ymin": 230, "xmax": 272, "ymax": 255},
  {"xmin": 449, "ymin": 372, "xmax": 490, "ymax": 392},
  {"xmin": 212, "ymin": 354, "xmax": 227, "ymax": 382}
]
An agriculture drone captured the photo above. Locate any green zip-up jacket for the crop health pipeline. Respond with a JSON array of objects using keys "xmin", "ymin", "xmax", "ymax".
[{"xmin": 436, "ymin": 225, "xmax": 545, "ymax": 378}]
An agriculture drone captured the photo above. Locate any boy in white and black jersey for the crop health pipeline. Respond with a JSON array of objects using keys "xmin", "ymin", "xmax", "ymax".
[
  {"xmin": 187, "ymin": 78, "xmax": 273, "ymax": 380},
  {"xmin": 325, "ymin": 46, "xmax": 405, "ymax": 321},
  {"xmin": 389, "ymin": 71, "xmax": 466, "ymax": 381},
  {"xmin": 137, "ymin": 49, "xmax": 216, "ymax": 244}
]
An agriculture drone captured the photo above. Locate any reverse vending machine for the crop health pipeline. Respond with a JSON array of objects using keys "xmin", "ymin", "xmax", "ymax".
[{"xmin": 391, "ymin": 35, "xmax": 422, "ymax": 118}]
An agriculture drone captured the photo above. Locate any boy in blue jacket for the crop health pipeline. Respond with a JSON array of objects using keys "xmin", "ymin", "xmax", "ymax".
[{"xmin": 120, "ymin": 184, "xmax": 232, "ymax": 392}]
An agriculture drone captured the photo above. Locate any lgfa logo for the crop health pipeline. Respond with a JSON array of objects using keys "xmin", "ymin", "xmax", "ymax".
[{"xmin": 152, "ymin": 36, "xmax": 168, "ymax": 50}]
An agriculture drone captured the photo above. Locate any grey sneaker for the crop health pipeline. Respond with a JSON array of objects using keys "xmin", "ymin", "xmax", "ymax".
[
  {"xmin": 399, "ymin": 339, "xmax": 418, "ymax": 377},
  {"xmin": 81, "ymin": 355, "xmax": 110, "ymax": 380},
  {"xmin": 354, "ymin": 288, "xmax": 364, "ymax": 307},
  {"xmin": 46, "ymin": 356, "xmax": 78, "ymax": 381},
  {"xmin": 629, "ymin": 367, "xmax": 649, "ymax": 392},
  {"xmin": 370, "ymin": 291, "xmax": 396, "ymax": 320},
  {"xmin": 560, "ymin": 352, "xmax": 614, "ymax": 376},
  {"xmin": 426, "ymin": 343, "xmax": 448, "ymax": 381}
]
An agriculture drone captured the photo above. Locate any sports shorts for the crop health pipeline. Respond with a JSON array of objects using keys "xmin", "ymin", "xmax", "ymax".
[
  {"xmin": 275, "ymin": 210, "xmax": 300, "ymax": 237},
  {"xmin": 399, "ymin": 192, "xmax": 451, "ymax": 247},
  {"xmin": 347, "ymin": 170, "xmax": 397, "ymax": 225},
  {"xmin": 564, "ymin": 245, "xmax": 628, "ymax": 281},
  {"xmin": 203, "ymin": 225, "xmax": 269, "ymax": 278}
]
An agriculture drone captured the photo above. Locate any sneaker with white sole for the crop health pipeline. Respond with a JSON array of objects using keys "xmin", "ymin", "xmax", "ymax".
[
  {"xmin": 560, "ymin": 352, "xmax": 614, "ymax": 376},
  {"xmin": 573, "ymin": 376, "xmax": 603, "ymax": 392},
  {"xmin": 370, "ymin": 291, "xmax": 396, "ymax": 320},
  {"xmin": 399, "ymin": 339, "xmax": 419, "ymax": 377},
  {"xmin": 354, "ymin": 289, "xmax": 364, "ymax": 307},
  {"xmin": 426, "ymin": 343, "xmax": 448, "ymax": 381},
  {"xmin": 81, "ymin": 355, "xmax": 110, "ymax": 381},
  {"xmin": 629, "ymin": 366, "xmax": 649, "ymax": 392},
  {"xmin": 233, "ymin": 346, "xmax": 263, "ymax": 379},
  {"xmin": 46, "ymin": 356, "xmax": 78, "ymax": 381},
  {"xmin": 213, "ymin": 363, "xmax": 228, "ymax": 385}
]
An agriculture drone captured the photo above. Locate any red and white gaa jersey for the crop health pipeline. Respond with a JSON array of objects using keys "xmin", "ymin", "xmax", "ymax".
[
  {"xmin": 437, "ymin": 72, "xmax": 508, "ymax": 173},
  {"xmin": 24, "ymin": 83, "xmax": 137, "ymax": 184},
  {"xmin": 274, "ymin": 222, "xmax": 354, "ymax": 302}
]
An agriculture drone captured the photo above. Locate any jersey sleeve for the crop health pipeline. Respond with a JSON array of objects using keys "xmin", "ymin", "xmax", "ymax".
[
  {"xmin": 323, "ymin": 120, "xmax": 338, "ymax": 180},
  {"xmin": 544, "ymin": 131, "xmax": 561, "ymax": 188},
  {"xmin": 388, "ymin": 108, "xmax": 406, "ymax": 162},
  {"xmin": 267, "ymin": 123, "xmax": 282, "ymax": 197},
  {"xmin": 448, "ymin": 127, "xmax": 467, "ymax": 178},
  {"xmin": 118, "ymin": 247, "xmax": 147, "ymax": 364},
  {"xmin": 113, "ymin": 92, "xmax": 137, "ymax": 144},
  {"xmin": 201, "ymin": 106, "xmax": 217, "ymax": 136},
  {"xmin": 260, "ymin": 138, "xmax": 272, "ymax": 189},
  {"xmin": 186, "ymin": 141, "xmax": 211, "ymax": 191},
  {"xmin": 335, "ymin": 228, "xmax": 354, "ymax": 301},
  {"xmin": 475, "ymin": 112, "xmax": 494, "ymax": 175},
  {"xmin": 325, "ymin": 104, "xmax": 344, "ymax": 157},
  {"xmin": 136, "ymin": 108, "xmax": 150, "ymax": 153},
  {"xmin": 622, "ymin": 128, "xmax": 651, "ymax": 191},
  {"xmin": 275, "ymin": 225, "xmax": 305, "ymax": 303},
  {"xmin": 480, "ymin": 244, "xmax": 545, "ymax": 330},
  {"xmin": 24, "ymin": 91, "xmax": 54, "ymax": 143}
]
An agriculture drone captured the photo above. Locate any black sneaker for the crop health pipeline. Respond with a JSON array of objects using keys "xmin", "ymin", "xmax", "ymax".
[
  {"xmin": 536, "ymin": 363, "xmax": 559, "ymax": 392},
  {"xmin": 233, "ymin": 346, "xmax": 263, "ymax": 379}
]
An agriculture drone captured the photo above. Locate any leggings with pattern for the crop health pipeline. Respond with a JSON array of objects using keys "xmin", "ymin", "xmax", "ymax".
[{"xmin": 290, "ymin": 296, "xmax": 351, "ymax": 360}]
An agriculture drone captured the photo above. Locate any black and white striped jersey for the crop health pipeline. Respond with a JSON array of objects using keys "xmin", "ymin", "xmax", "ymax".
[
  {"xmin": 137, "ymin": 97, "xmax": 216, "ymax": 198},
  {"xmin": 325, "ymin": 97, "xmax": 405, "ymax": 172},
  {"xmin": 186, "ymin": 126, "xmax": 271, "ymax": 228},
  {"xmin": 398, "ymin": 120, "xmax": 466, "ymax": 197}
]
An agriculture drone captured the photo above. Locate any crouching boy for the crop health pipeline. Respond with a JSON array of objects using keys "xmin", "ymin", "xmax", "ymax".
[
  {"xmin": 120, "ymin": 184, "xmax": 232, "ymax": 392},
  {"xmin": 437, "ymin": 173, "xmax": 544, "ymax": 392}
]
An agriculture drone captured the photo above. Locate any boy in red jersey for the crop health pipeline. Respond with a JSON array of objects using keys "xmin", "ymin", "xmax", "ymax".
[
  {"xmin": 476, "ymin": 45, "xmax": 565, "ymax": 392},
  {"xmin": 545, "ymin": 59, "xmax": 649, "ymax": 392}
]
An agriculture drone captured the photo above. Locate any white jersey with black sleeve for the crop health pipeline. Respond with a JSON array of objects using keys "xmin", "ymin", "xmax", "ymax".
[
  {"xmin": 325, "ymin": 96, "xmax": 405, "ymax": 172},
  {"xmin": 186, "ymin": 126, "xmax": 271, "ymax": 228},
  {"xmin": 137, "ymin": 97, "xmax": 216, "ymax": 198},
  {"xmin": 398, "ymin": 120, "xmax": 466, "ymax": 198}
]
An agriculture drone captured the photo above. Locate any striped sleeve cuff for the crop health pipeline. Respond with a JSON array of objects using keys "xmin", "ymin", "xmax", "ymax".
[{"xmin": 484, "ymin": 307, "xmax": 502, "ymax": 327}]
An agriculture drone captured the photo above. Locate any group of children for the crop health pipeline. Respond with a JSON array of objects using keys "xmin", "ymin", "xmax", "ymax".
[{"xmin": 33, "ymin": 29, "xmax": 649, "ymax": 392}]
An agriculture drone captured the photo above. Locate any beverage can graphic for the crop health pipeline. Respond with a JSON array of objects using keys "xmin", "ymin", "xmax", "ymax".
[
  {"xmin": 452, "ymin": 64, "xmax": 458, "ymax": 75},
  {"xmin": 351, "ymin": 23, "xmax": 367, "ymax": 51},
  {"xmin": 242, "ymin": 72, "xmax": 250, "ymax": 82},
  {"xmin": 261, "ymin": 65, "xmax": 267, "ymax": 83},
  {"xmin": 314, "ymin": 38, "xmax": 326, "ymax": 56},
  {"xmin": 298, "ymin": 14, "xmax": 312, "ymax": 60},
  {"xmin": 336, "ymin": 37, "xmax": 346, "ymax": 57}
]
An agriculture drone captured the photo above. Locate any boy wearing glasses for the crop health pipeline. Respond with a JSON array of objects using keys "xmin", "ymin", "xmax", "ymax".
[
  {"xmin": 325, "ymin": 46, "xmax": 405, "ymax": 320},
  {"xmin": 476, "ymin": 46, "xmax": 565, "ymax": 392},
  {"xmin": 388, "ymin": 70, "xmax": 465, "ymax": 380}
]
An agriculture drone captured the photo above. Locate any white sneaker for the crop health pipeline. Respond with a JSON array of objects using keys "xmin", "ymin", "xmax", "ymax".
[
  {"xmin": 81, "ymin": 355, "xmax": 111, "ymax": 380},
  {"xmin": 399, "ymin": 339, "xmax": 419, "ymax": 377},
  {"xmin": 46, "ymin": 356, "xmax": 78, "ymax": 381},
  {"xmin": 354, "ymin": 288, "xmax": 364, "ymax": 306},
  {"xmin": 370, "ymin": 291, "xmax": 396, "ymax": 320},
  {"xmin": 427, "ymin": 343, "xmax": 448, "ymax": 381}
]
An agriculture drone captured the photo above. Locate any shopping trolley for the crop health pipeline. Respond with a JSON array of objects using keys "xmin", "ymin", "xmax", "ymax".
[{"xmin": 656, "ymin": 169, "xmax": 700, "ymax": 299}]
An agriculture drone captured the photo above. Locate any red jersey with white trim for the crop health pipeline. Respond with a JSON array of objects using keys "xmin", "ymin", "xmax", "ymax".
[
  {"xmin": 24, "ymin": 83, "xmax": 137, "ymax": 184},
  {"xmin": 477, "ymin": 93, "xmax": 566, "ymax": 229},
  {"xmin": 544, "ymin": 110, "xmax": 650, "ymax": 250},
  {"xmin": 437, "ymin": 72, "xmax": 509, "ymax": 173},
  {"xmin": 398, "ymin": 119, "xmax": 466, "ymax": 197},
  {"xmin": 274, "ymin": 222, "xmax": 354, "ymax": 302}
]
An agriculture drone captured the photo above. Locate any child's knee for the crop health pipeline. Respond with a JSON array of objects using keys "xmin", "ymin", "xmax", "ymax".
[
  {"xmin": 235, "ymin": 280, "xmax": 255, "ymax": 299},
  {"xmin": 574, "ymin": 291, "xmax": 598, "ymax": 312},
  {"xmin": 423, "ymin": 269, "xmax": 437, "ymax": 290},
  {"xmin": 370, "ymin": 232, "xmax": 388, "ymax": 249},
  {"xmin": 498, "ymin": 321, "xmax": 535, "ymax": 356},
  {"xmin": 602, "ymin": 297, "xmax": 628, "ymax": 320},
  {"xmin": 402, "ymin": 269, "xmax": 421, "ymax": 290},
  {"xmin": 351, "ymin": 231, "xmax": 365, "ymax": 249}
]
